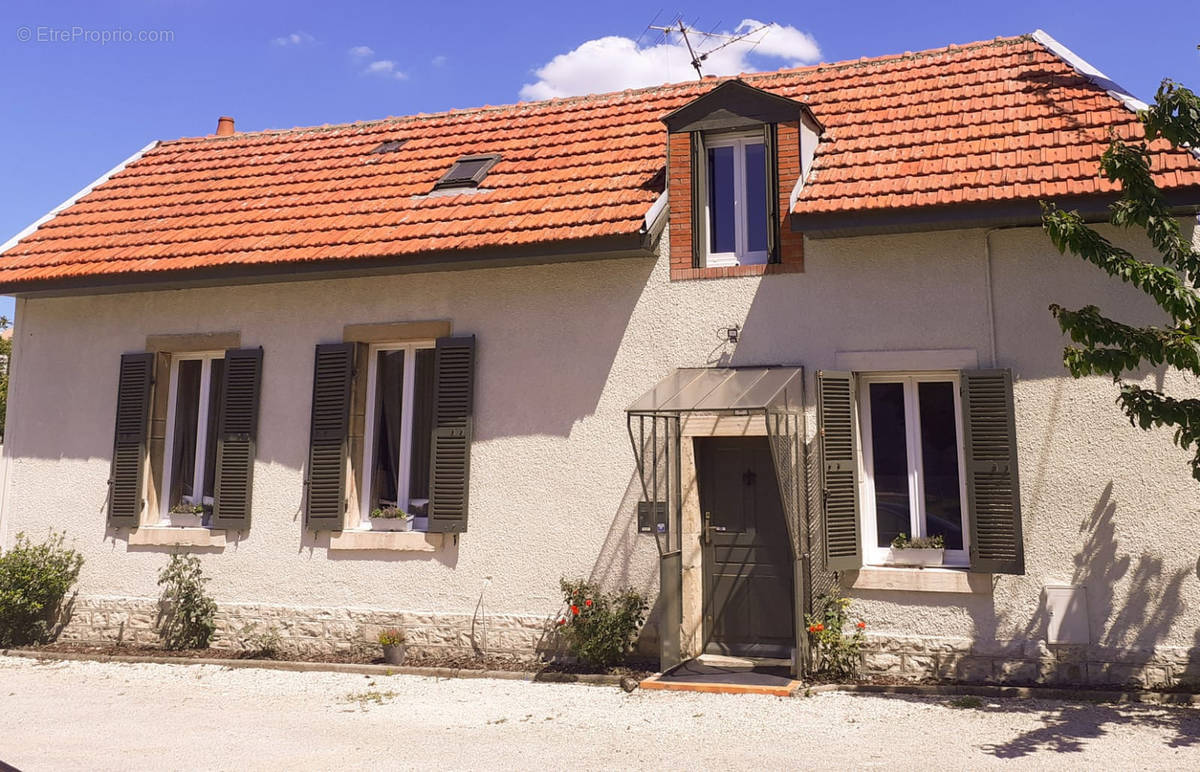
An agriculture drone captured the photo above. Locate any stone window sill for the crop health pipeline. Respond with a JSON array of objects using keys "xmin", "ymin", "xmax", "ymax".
[
  {"xmin": 128, "ymin": 527, "xmax": 226, "ymax": 548},
  {"xmin": 328, "ymin": 530, "xmax": 445, "ymax": 552},
  {"xmin": 842, "ymin": 566, "xmax": 993, "ymax": 594},
  {"xmin": 670, "ymin": 263, "xmax": 804, "ymax": 281}
]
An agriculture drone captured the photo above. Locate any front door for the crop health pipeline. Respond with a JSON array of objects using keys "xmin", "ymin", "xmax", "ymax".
[{"xmin": 696, "ymin": 436, "xmax": 795, "ymax": 658}]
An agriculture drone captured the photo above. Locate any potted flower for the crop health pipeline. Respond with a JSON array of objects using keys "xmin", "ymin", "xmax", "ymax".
[
  {"xmin": 379, "ymin": 628, "xmax": 407, "ymax": 665},
  {"xmin": 886, "ymin": 533, "xmax": 945, "ymax": 566},
  {"xmin": 370, "ymin": 506, "xmax": 414, "ymax": 531}
]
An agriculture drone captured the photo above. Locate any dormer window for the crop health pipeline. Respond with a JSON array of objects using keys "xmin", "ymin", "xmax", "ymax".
[
  {"xmin": 704, "ymin": 131, "xmax": 769, "ymax": 266},
  {"xmin": 662, "ymin": 79, "xmax": 822, "ymax": 278}
]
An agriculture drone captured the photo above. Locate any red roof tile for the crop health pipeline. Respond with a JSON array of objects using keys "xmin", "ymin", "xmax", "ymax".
[{"xmin": 2, "ymin": 33, "xmax": 1198, "ymax": 288}]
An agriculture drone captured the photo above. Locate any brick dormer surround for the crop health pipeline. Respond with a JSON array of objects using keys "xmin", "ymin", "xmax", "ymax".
[
  {"xmin": 663, "ymin": 79, "xmax": 819, "ymax": 282},
  {"xmin": 668, "ymin": 123, "xmax": 806, "ymax": 281}
]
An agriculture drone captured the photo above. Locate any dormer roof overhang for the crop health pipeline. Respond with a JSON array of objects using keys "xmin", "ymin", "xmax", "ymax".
[{"xmin": 661, "ymin": 78, "xmax": 823, "ymax": 134}]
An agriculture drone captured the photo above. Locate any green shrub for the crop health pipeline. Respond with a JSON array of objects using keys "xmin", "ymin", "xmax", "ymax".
[
  {"xmin": 378, "ymin": 627, "xmax": 406, "ymax": 646},
  {"xmin": 890, "ymin": 533, "xmax": 945, "ymax": 549},
  {"xmin": 555, "ymin": 579, "xmax": 647, "ymax": 668},
  {"xmin": 0, "ymin": 531, "xmax": 84, "ymax": 647},
  {"xmin": 805, "ymin": 589, "xmax": 866, "ymax": 679},
  {"xmin": 156, "ymin": 554, "xmax": 217, "ymax": 650}
]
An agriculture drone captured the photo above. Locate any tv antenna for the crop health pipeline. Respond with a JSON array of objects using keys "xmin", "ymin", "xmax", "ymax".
[{"xmin": 648, "ymin": 18, "xmax": 769, "ymax": 80}]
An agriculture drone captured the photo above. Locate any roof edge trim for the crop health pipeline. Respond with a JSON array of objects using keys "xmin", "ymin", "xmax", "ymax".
[
  {"xmin": 1031, "ymin": 30, "xmax": 1149, "ymax": 113},
  {"xmin": 0, "ymin": 140, "xmax": 161, "ymax": 257},
  {"xmin": 1033, "ymin": 30, "xmax": 1200, "ymax": 163}
]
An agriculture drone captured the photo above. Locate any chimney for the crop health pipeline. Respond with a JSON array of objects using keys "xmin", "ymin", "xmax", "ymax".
[{"xmin": 215, "ymin": 116, "xmax": 235, "ymax": 136}]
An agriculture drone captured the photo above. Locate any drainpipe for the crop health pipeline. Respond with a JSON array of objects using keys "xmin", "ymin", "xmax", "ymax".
[{"xmin": 0, "ymin": 297, "xmax": 26, "ymax": 552}]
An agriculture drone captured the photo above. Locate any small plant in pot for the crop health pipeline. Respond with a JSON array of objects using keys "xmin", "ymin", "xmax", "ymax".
[
  {"xmin": 370, "ymin": 506, "xmax": 414, "ymax": 531},
  {"xmin": 887, "ymin": 533, "xmax": 945, "ymax": 566},
  {"xmin": 379, "ymin": 628, "xmax": 407, "ymax": 665}
]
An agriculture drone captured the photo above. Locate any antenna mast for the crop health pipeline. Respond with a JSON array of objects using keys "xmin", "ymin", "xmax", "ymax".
[{"xmin": 648, "ymin": 18, "xmax": 769, "ymax": 80}]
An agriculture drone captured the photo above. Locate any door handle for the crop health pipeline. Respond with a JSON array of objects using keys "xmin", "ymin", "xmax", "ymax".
[{"xmin": 703, "ymin": 511, "xmax": 713, "ymax": 545}]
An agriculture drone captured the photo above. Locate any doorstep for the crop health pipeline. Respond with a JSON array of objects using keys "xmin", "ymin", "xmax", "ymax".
[{"xmin": 640, "ymin": 657, "xmax": 802, "ymax": 697}]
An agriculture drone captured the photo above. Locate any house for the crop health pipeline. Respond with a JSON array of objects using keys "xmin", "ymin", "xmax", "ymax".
[{"xmin": 1, "ymin": 30, "xmax": 1198, "ymax": 686}]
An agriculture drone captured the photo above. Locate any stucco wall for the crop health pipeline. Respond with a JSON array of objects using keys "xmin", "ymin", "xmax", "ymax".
[{"xmin": 2, "ymin": 220, "xmax": 1198, "ymax": 680}]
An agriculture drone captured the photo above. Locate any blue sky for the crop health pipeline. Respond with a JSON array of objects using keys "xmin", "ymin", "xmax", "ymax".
[{"xmin": 1, "ymin": 0, "xmax": 1195, "ymax": 323}]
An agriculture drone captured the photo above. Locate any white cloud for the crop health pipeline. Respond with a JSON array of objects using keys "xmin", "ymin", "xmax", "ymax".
[
  {"xmin": 431, "ymin": 55, "xmax": 447, "ymax": 67},
  {"xmin": 363, "ymin": 59, "xmax": 408, "ymax": 80},
  {"xmin": 348, "ymin": 45, "xmax": 375, "ymax": 59},
  {"xmin": 519, "ymin": 19, "xmax": 820, "ymax": 101},
  {"xmin": 272, "ymin": 31, "xmax": 315, "ymax": 47}
]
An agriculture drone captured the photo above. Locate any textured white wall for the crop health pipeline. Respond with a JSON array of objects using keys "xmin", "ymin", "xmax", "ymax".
[{"xmin": 3, "ymin": 221, "xmax": 1198, "ymax": 656}]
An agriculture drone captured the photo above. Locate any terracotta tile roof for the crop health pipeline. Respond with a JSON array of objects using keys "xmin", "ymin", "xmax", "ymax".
[{"xmin": 2, "ymin": 32, "xmax": 1198, "ymax": 289}]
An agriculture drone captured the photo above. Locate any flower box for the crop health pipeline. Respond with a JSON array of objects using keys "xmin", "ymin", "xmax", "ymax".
[
  {"xmin": 371, "ymin": 517, "xmax": 413, "ymax": 532},
  {"xmin": 885, "ymin": 547, "xmax": 944, "ymax": 567}
]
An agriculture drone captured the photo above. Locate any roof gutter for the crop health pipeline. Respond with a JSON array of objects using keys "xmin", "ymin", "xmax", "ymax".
[
  {"xmin": 0, "ymin": 140, "xmax": 160, "ymax": 257},
  {"xmin": 790, "ymin": 189, "xmax": 1200, "ymax": 239},
  {"xmin": 0, "ymin": 232, "xmax": 656, "ymax": 298},
  {"xmin": 640, "ymin": 190, "xmax": 669, "ymax": 247}
]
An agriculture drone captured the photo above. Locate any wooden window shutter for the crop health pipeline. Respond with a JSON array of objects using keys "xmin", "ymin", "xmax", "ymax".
[
  {"xmin": 689, "ymin": 131, "xmax": 705, "ymax": 268},
  {"xmin": 763, "ymin": 123, "xmax": 781, "ymax": 263},
  {"xmin": 108, "ymin": 352, "xmax": 154, "ymax": 526},
  {"xmin": 426, "ymin": 335, "xmax": 475, "ymax": 534},
  {"xmin": 211, "ymin": 347, "xmax": 263, "ymax": 530},
  {"xmin": 818, "ymin": 370, "xmax": 862, "ymax": 571},
  {"xmin": 961, "ymin": 369, "xmax": 1025, "ymax": 574},
  {"xmin": 304, "ymin": 343, "xmax": 355, "ymax": 530}
]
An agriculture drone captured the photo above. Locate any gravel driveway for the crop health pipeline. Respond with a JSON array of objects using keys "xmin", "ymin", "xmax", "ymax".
[{"xmin": 1, "ymin": 655, "xmax": 1197, "ymax": 770}]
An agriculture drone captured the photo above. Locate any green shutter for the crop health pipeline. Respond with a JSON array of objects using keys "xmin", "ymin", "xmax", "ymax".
[
  {"xmin": 108, "ymin": 352, "xmax": 154, "ymax": 526},
  {"xmin": 690, "ymin": 131, "xmax": 705, "ymax": 268},
  {"xmin": 763, "ymin": 123, "xmax": 780, "ymax": 263},
  {"xmin": 427, "ymin": 335, "xmax": 475, "ymax": 534},
  {"xmin": 211, "ymin": 347, "xmax": 263, "ymax": 530},
  {"xmin": 304, "ymin": 343, "xmax": 354, "ymax": 530},
  {"xmin": 818, "ymin": 371, "xmax": 862, "ymax": 571},
  {"xmin": 961, "ymin": 369, "xmax": 1025, "ymax": 574}
]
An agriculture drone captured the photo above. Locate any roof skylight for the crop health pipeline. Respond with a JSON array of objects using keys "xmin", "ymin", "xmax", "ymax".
[{"xmin": 434, "ymin": 154, "xmax": 500, "ymax": 190}]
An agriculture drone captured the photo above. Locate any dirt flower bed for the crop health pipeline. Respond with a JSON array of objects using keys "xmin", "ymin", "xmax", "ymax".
[{"xmin": 25, "ymin": 642, "xmax": 656, "ymax": 678}]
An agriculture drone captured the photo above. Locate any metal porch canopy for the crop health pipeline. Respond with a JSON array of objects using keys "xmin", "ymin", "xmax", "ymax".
[
  {"xmin": 625, "ymin": 367, "xmax": 804, "ymax": 416},
  {"xmin": 625, "ymin": 366, "xmax": 809, "ymax": 675}
]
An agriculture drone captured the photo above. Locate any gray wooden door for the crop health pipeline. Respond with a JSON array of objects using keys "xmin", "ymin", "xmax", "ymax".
[{"xmin": 696, "ymin": 436, "xmax": 794, "ymax": 658}]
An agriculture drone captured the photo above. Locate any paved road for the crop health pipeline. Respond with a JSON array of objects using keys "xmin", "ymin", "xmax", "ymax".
[{"xmin": 1, "ymin": 655, "xmax": 1197, "ymax": 770}]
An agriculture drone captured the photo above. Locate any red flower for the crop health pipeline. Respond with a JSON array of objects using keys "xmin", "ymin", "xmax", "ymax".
[
  {"xmin": 557, "ymin": 618, "xmax": 566, "ymax": 626},
  {"xmin": 856, "ymin": 621, "xmax": 866, "ymax": 629},
  {"xmin": 816, "ymin": 623, "xmax": 825, "ymax": 632},
  {"xmin": 585, "ymin": 599, "xmax": 593, "ymax": 607},
  {"xmin": 571, "ymin": 605, "xmax": 580, "ymax": 615}
]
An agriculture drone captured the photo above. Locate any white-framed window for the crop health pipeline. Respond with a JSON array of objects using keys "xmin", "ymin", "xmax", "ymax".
[
  {"xmin": 703, "ymin": 131, "xmax": 769, "ymax": 267},
  {"xmin": 858, "ymin": 372, "xmax": 970, "ymax": 566},
  {"xmin": 360, "ymin": 341, "xmax": 437, "ymax": 531},
  {"xmin": 161, "ymin": 351, "xmax": 225, "ymax": 526}
]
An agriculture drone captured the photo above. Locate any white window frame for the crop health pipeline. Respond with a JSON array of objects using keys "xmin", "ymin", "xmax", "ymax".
[
  {"xmin": 702, "ymin": 131, "xmax": 769, "ymax": 268},
  {"xmin": 160, "ymin": 350, "xmax": 224, "ymax": 527},
  {"xmin": 857, "ymin": 371, "xmax": 971, "ymax": 567},
  {"xmin": 359, "ymin": 341, "xmax": 435, "ymax": 531}
]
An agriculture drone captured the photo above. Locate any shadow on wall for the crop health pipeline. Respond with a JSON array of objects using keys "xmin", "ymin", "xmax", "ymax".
[
  {"xmin": 996, "ymin": 482, "xmax": 1194, "ymax": 673},
  {"xmin": 6, "ymin": 257, "xmax": 656, "ymax": 468},
  {"xmin": 529, "ymin": 469, "xmax": 662, "ymax": 660}
]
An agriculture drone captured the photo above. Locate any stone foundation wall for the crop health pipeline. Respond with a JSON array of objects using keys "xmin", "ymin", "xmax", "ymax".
[
  {"xmin": 58, "ymin": 596, "xmax": 558, "ymax": 659},
  {"xmin": 860, "ymin": 635, "xmax": 1200, "ymax": 689}
]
